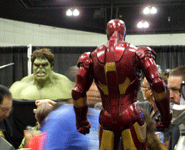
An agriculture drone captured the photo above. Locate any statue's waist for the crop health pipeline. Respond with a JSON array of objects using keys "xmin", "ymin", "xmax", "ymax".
[{"xmin": 99, "ymin": 102, "xmax": 144, "ymax": 132}]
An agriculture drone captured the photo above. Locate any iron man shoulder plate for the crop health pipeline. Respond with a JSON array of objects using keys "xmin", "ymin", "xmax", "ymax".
[
  {"xmin": 77, "ymin": 52, "xmax": 92, "ymax": 69},
  {"xmin": 136, "ymin": 46, "xmax": 156, "ymax": 60}
]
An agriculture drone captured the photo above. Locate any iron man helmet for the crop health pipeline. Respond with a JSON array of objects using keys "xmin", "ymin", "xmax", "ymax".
[{"xmin": 106, "ymin": 19, "xmax": 126, "ymax": 41}]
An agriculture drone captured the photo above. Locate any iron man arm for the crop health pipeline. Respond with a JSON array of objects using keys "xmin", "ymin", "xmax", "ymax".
[
  {"xmin": 136, "ymin": 47, "xmax": 171, "ymax": 128},
  {"xmin": 72, "ymin": 52, "xmax": 93, "ymax": 134}
]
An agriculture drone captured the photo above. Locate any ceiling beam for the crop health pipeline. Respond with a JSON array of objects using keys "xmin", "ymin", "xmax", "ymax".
[{"xmin": 16, "ymin": 0, "xmax": 185, "ymax": 9}]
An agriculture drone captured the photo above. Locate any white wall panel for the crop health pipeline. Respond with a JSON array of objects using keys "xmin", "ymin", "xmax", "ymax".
[
  {"xmin": 14, "ymin": 21, "xmax": 25, "ymax": 34},
  {"xmin": 4, "ymin": 31, "xmax": 14, "ymax": 44},
  {"xmin": 25, "ymin": 35, "xmax": 34, "ymax": 45},
  {"xmin": 15, "ymin": 33, "xmax": 25, "ymax": 44},
  {"xmin": 33, "ymin": 35, "xmax": 43, "ymax": 46},
  {"xmin": 4, "ymin": 19, "xmax": 14, "ymax": 32},
  {"xmin": 0, "ymin": 18, "xmax": 185, "ymax": 47},
  {"xmin": 0, "ymin": 29, "xmax": 5, "ymax": 43}
]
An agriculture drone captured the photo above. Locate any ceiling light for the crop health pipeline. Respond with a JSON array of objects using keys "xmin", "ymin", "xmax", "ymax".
[
  {"xmin": 66, "ymin": 9, "xmax": 72, "ymax": 16},
  {"xmin": 143, "ymin": 7, "xmax": 150, "ymax": 15},
  {"xmin": 143, "ymin": 21, "xmax": 149, "ymax": 28},
  {"xmin": 137, "ymin": 22, "xmax": 143, "ymax": 28},
  {"xmin": 137, "ymin": 21, "xmax": 149, "ymax": 29},
  {"xmin": 143, "ymin": 6, "xmax": 157, "ymax": 15},
  {"xmin": 151, "ymin": 7, "xmax": 157, "ymax": 14},
  {"xmin": 73, "ymin": 9, "xmax": 80, "ymax": 16}
]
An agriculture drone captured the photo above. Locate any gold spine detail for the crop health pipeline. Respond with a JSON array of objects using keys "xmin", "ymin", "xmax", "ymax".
[
  {"xmin": 98, "ymin": 81, "xmax": 109, "ymax": 95},
  {"xmin": 104, "ymin": 62, "xmax": 116, "ymax": 74},
  {"xmin": 118, "ymin": 77, "xmax": 131, "ymax": 95}
]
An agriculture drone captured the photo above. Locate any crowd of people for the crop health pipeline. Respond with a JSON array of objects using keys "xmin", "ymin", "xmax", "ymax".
[{"xmin": 0, "ymin": 19, "xmax": 185, "ymax": 150}]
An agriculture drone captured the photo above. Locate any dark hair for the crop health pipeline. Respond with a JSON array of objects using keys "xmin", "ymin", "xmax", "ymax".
[
  {"xmin": 64, "ymin": 66, "xmax": 79, "ymax": 82},
  {"xmin": 0, "ymin": 85, "xmax": 12, "ymax": 104},
  {"xmin": 31, "ymin": 48, "xmax": 55, "ymax": 67},
  {"xmin": 170, "ymin": 65, "xmax": 185, "ymax": 81},
  {"xmin": 141, "ymin": 108, "xmax": 162, "ymax": 150},
  {"xmin": 35, "ymin": 102, "xmax": 53, "ymax": 126},
  {"xmin": 52, "ymin": 102, "xmax": 64, "ymax": 111}
]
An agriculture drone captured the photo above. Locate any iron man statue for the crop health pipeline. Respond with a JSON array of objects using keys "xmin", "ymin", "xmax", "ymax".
[{"xmin": 72, "ymin": 19, "xmax": 171, "ymax": 150}]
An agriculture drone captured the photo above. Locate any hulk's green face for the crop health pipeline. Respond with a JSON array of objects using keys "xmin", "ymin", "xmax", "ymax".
[{"xmin": 33, "ymin": 58, "xmax": 52, "ymax": 80}]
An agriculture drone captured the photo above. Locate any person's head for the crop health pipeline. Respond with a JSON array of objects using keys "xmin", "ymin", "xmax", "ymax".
[
  {"xmin": 94, "ymin": 102, "xmax": 102, "ymax": 110},
  {"xmin": 168, "ymin": 65, "xmax": 185, "ymax": 104},
  {"xmin": 31, "ymin": 48, "xmax": 55, "ymax": 81},
  {"xmin": 35, "ymin": 100, "xmax": 54, "ymax": 126},
  {"xmin": 141, "ymin": 78, "xmax": 153, "ymax": 102},
  {"xmin": 156, "ymin": 64, "xmax": 162, "ymax": 75},
  {"xmin": 66, "ymin": 65, "xmax": 101, "ymax": 106},
  {"xmin": 106, "ymin": 19, "xmax": 126, "ymax": 41},
  {"xmin": 0, "ymin": 85, "xmax": 12, "ymax": 121},
  {"xmin": 64, "ymin": 65, "xmax": 79, "ymax": 83},
  {"xmin": 164, "ymin": 68, "xmax": 172, "ymax": 77}
]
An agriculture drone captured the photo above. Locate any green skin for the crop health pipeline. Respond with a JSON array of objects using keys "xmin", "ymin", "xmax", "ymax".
[{"xmin": 9, "ymin": 58, "xmax": 75, "ymax": 100}]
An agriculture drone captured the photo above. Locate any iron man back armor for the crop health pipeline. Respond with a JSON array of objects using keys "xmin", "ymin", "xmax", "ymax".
[
  {"xmin": 72, "ymin": 20, "xmax": 171, "ymax": 150},
  {"xmin": 92, "ymin": 42, "xmax": 144, "ymax": 123}
]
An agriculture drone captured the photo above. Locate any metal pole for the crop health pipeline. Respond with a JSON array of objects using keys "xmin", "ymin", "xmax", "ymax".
[
  {"xmin": 27, "ymin": 44, "xmax": 32, "ymax": 75},
  {"xmin": 116, "ymin": 7, "xmax": 119, "ymax": 19},
  {"xmin": 111, "ymin": 0, "xmax": 113, "ymax": 19}
]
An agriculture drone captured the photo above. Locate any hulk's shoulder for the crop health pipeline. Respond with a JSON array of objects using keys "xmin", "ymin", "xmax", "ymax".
[
  {"xmin": 9, "ymin": 75, "xmax": 33, "ymax": 90},
  {"xmin": 52, "ymin": 72, "xmax": 74, "ymax": 84}
]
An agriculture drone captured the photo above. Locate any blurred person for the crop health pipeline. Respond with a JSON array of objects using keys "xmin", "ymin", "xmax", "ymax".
[
  {"xmin": 0, "ymin": 85, "xmax": 13, "ymax": 122},
  {"xmin": 65, "ymin": 65, "xmax": 101, "ymax": 107},
  {"xmin": 64, "ymin": 65, "xmax": 79, "ymax": 83},
  {"xmin": 72, "ymin": 19, "xmax": 171, "ymax": 150},
  {"xmin": 40, "ymin": 103, "xmax": 100, "ymax": 150},
  {"xmin": 142, "ymin": 108, "xmax": 167, "ymax": 150},
  {"xmin": 158, "ymin": 68, "xmax": 172, "ymax": 85},
  {"xmin": 18, "ymin": 99, "xmax": 56, "ymax": 149},
  {"xmin": 140, "ymin": 77, "xmax": 159, "ymax": 118},
  {"xmin": 169, "ymin": 81, "xmax": 185, "ymax": 150},
  {"xmin": 156, "ymin": 64, "xmax": 163, "ymax": 75},
  {"xmin": 23, "ymin": 101, "xmax": 55, "ymax": 150},
  {"xmin": 166, "ymin": 65, "xmax": 185, "ymax": 150},
  {"xmin": 0, "ymin": 85, "xmax": 15, "ymax": 150},
  {"xmin": 22, "ymin": 99, "xmax": 100, "ymax": 150},
  {"xmin": 94, "ymin": 102, "xmax": 103, "ymax": 110},
  {"xmin": 86, "ymin": 81, "xmax": 101, "ymax": 107},
  {"xmin": 164, "ymin": 68, "xmax": 172, "ymax": 78},
  {"xmin": 168, "ymin": 65, "xmax": 185, "ymax": 105},
  {"xmin": 140, "ymin": 77, "xmax": 171, "ymax": 149},
  {"xmin": 10, "ymin": 48, "xmax": 74, "ymax": 100}
]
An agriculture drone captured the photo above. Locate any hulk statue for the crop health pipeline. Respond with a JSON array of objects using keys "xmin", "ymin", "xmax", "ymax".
[{"xmin": 9, "ymin": 48, "xmax": 74, "ymax": 100}]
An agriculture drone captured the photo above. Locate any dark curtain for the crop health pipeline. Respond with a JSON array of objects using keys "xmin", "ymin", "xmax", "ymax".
[
  {"xmin": 35, "ymin": 46, "xmax": 185, "ymax": 75},
  {"xmin": 0, "ymin": 46, "xmax": 27, "ymax": 88},
  {"xmin": 150, "ymin": 46, "xmax": 185, "ymax": 72},
  {"xmin": 0, "ymin": 46, "xmax": 185, "ymax": 88}
]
